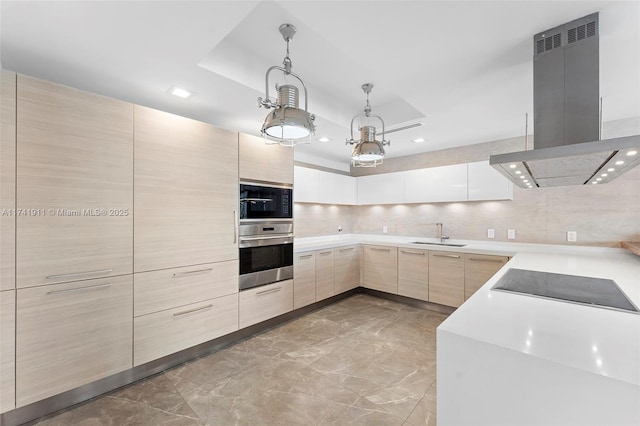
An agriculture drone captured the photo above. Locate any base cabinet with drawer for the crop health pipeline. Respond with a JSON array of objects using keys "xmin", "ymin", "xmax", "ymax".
[
  {"xmin": 239, "ymin": 280, "xmax": 293, "ymax": 329},
  {"xmin": 294, "ymin": 252, "xmax": 316, "ymax": 309},
  {"xmin": 428, "ymin": 251, "xmax": 465, "ymax": 307},
  {"xmin": 16, "ymin": 275, "xmax": 133, "ymax": 407},
  {"xmin": 133, "ymin": 260, "xmax": 239, "ymax": 366},
  {"xmin": 398, "ymin": 248, "xmax": 429, "ymax": 301},
  {"xmin": 362, "ymin": 245, "xmax": 398, "ymax": 294},
  {"xmin": 334, "ymin": 245, "xmax": 361, "ymax": 293},
  {"xmin": 315, "ymin": 249, "xmax": 335, "ymax": 301},
  {"xmin": 464, "ymin": 254, "xmax": 509, "ymax": 300}
]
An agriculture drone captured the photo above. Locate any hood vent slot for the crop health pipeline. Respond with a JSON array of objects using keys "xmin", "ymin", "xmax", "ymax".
[
  {"xmin": 568, "ymin": 20, "xmax": 597, "ymax": 44},
  {"xmin": 536, "ymin": 33, "xmax": 561, "ymax": 54}
]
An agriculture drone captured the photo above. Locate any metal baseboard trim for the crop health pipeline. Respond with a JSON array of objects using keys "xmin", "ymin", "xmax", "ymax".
[
  {"xmin": 1, "ymin": 289, "xmax": 359, "ymax": 426},
  {"xmin": 360, "ymin": 287, "xmax": 457, "ymax": 315}
]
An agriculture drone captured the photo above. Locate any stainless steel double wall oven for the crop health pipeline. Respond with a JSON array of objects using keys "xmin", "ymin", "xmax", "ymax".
[{"xmin": 238, "ymin": 182, "xmax": 293, "ymax": 291}]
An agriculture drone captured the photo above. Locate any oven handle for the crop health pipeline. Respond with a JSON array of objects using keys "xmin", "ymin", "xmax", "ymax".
[{"xmin": 239, "ymin": 234, "xmax": 294, "ymax": 241}]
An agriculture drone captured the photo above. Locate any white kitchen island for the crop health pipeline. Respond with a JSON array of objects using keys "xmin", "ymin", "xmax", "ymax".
[{"xmin": 437, "ymin": 249, "xmax": 640, "ymax": 425}]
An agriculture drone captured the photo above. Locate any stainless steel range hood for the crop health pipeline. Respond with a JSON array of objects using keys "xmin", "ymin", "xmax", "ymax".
[{"xmin": 490, "ymin": 13, "xmax": 640, "ymax": 188}]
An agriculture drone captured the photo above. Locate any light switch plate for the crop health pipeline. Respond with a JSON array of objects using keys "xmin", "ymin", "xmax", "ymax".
[
  {"xmin": 507, "ymin": 229, "xmax": 516, "ymax": 240},
  {"xmin": 383, "ymin": 225, "xmax": 388, "ymax": 234},
  {"xmin": 487, "ymin": 228, "xmax": 495, "ymax": 239},
  {"xmin": 567, "ymin": 231, "xmax": 577, "ymax": 242}
]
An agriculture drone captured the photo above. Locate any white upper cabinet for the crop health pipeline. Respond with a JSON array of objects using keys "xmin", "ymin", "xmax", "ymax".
[
  {"xmin": 294, "ymin": 166, "xmax": 356, "ymax": 205},
  {"xmin": 467, "ymin": 161, "xmax": 513, "ymax": 201},
  {"xmin": 404, "ymin": 164, "xmax": 468, "ymax": 203},
  {"xmin": 356, "ymin": 171, "xmax": 405, "ymax": 205}
]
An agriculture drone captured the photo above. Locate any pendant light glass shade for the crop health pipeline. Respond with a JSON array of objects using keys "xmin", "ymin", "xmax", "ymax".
[
  {"xmin": 346, "ymin": 84, "xmax": 390, "ymax": 167},
  {"xmin": 258, "ymin": 24, "xmax": 315, "ymax": 146}
]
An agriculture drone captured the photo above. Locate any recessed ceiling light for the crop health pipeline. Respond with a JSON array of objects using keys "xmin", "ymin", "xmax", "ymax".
[
  {"xmin": 615, "ymin": 160, "xmax": 625, "ymax": 165},
  {"xmin": 318, "ymin": 137, "xmax": 332, "ymax": 142},
  {"xmin": 627, "ymin": 150, "xmax": 637, "ymax": 156},
  {"xmin": 413, "ymin": 137, "xmax": 425, "ymax": 143},
  {"xmin": 169, "ymin": 86, "xmax": 194, "ymax": 99}
]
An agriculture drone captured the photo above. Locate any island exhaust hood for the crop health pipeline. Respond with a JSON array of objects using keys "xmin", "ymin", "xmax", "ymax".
[{"xmin": 490, "ymin": 13, "xmax": 640, "ymax": 188}]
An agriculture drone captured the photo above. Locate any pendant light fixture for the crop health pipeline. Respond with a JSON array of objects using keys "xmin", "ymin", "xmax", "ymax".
[
  {"xmin": 258, "ymin": 23, "xmax": 315, "ymax": 147},
  {"xmin": 346, "ymin": 83, "xmax": 390, "ymax": 167}
]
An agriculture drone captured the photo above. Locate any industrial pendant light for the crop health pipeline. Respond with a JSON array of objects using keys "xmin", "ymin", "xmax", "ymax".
[
  {"xmin": 346, "ymin": 83, "xmax": 390, "ymax": 167},
  {"xmin": 258, "ymin": 23, "xmax": 315, "ymax": 147}
]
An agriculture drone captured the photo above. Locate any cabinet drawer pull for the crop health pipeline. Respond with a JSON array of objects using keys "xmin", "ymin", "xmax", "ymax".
[
  {"xmin": 173, "ymin": 268, "xmax": 213, "ymax": 277},
  {"xmin": 46, "ymin": 282, "xmax": 112, "ymax": 295},
  {"xmin": 46, "ymin": 268, "xmax": 112, "ymax": 280},
  {"xmin": 400, "ymin": 250, "xmax": 425, "ymax": 255},
  {"xmin": 370, "ymin": 248, "xmax": 391, "ymax": 252},
  {"xmin": 432, "ymin": 254, "xmax": 461, "ymax": 259},
  {"xmin": 173, "ymin": 304, "xmax": 213, "ymax": 316},
  {"xmin": 256, "ymin": 286, "xmax": 282, "ymax": 296},
  {"xmin": 233, "ymin": 210, "xmax": 237, "ymax": 244},
  {"xmin": 339, "ymin": 247, "xmax": 355, "ymax": 252},
  {"xmin": 319, "ymin": 251, "xmax": 332, "ymax": 256},
  {"xmin": 469, "ymin": 257, "xmax": 504, "ymax": 263},
  {"xmin": 299, "ymin": 254, "xmax": 313, "ymax": 259}
]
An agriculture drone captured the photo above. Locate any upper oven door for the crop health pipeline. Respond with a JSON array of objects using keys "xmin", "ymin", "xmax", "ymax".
[{"xmin": 239, "ymin": 182, "xmax": 293, "ymax": 221}]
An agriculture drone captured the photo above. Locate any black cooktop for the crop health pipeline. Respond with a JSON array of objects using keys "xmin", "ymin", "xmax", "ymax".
[{"xmin": 492, "ymin": 268, "xmax": 639, "ymax": 314}]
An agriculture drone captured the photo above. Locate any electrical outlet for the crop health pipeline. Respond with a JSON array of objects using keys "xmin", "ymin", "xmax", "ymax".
[
  {"xmin": 487, "ymin": 228, "xmax": 495, "ymax": 239},
  {"xmin": 507, "ymin": 229, "xmax": 516, "ymax": 240},
  {"xmin": 383, "ymin": 225, "xmax": 388, "ymax": 234},
  {"xmin": 338, "ymin": 225, "xmax": 343, "ymax": 234},
  {"xmin": 567, "ymin": 231, "xmax": 577, "ymax": 242}
]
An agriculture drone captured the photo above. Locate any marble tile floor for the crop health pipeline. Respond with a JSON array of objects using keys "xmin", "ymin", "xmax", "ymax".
[{"xmin": 27, "ymin": 294, "xmax": 447, "ymax": 426}]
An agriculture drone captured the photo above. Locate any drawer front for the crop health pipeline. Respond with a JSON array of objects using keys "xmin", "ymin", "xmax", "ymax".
[
  {"xmin": 239, "ymin": 280, "xmax": 293, "ymax": 329},
  {"xmin": 134, "ymin": 293, "xmax": 238, "ymax": 366},
  {"xmin": 464, "ymin": 254, "xmax": 509, "ymax": 300},
  {"xmin": 294, "ymin": 252, "xmax": 315, "ymax": 309},
  {"xmin": 1, "ymin": 290, "xmax": 15, "ymax": 413},
  {"xmin": 363, "ymin": 245, "xmax": 398, "ymax": 294},
  {"xmin": 16, "ymin": 275, "xmax": 133, "ymax": 407},
  {"xmin": 334, "ymin": 246, "xmax": 360, "ymax": 294},
  {"xmin": 429, "ymin": 251, "xmax": 464, "ymax": 307},
  {"xmin": 398, "ymin": 248, "xmax": 429, "ymax": 301},
  {"xmin": 134, "ymin": 260, "xmax": 238, "ymax": 317}
]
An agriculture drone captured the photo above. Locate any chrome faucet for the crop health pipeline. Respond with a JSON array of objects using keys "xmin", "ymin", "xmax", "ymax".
[{"xmin": 436, "ymin": 222, "xmax": 449, "ymax": 243}]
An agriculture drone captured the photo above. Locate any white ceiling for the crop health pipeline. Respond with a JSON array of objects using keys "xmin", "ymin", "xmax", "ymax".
[{"xmin": 2, "ymin": 1, "xmax": 639, "ymax": 170}]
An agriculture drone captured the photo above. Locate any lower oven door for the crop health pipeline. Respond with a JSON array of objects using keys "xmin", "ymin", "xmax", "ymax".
[{"xmin": 239, "ymin": 240, "xmax": 293, "ymax": 291}]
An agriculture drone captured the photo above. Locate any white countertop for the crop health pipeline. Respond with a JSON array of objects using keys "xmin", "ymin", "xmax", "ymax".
[{"xmin": 297, "ymin": 234, "xmax": 640, "ymax": 386}]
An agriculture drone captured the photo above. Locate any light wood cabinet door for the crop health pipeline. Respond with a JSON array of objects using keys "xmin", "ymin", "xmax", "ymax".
[
  {"xmin": 294, "ymin": 252, "xmax": 315, "ymax": 309},
  {"xmin": 1, "ymin": 70, "xmax": 16, "ymax": 291},
  {"xmin": 239, "ymin": 280, "xmax": 293, "ymax": 329},
  {"xmin": 429, "ymin": 251, "xmax": 464, "ymax": 307},
  {"xmin": 239, "ymin": 133, "xmax": 293, "ymax": 184},
  {"xmin": 464, "ymin": 254, "xmax": 509, "ymax": 300},
  {"xmin": 134, "ymin": 106, "xmax": 238, "ymax": 272},
  {"xmin": 315, "ymin": 249, "xmax": 335, "ymax": 301},
  {"xmin": 1, "ymin": 290, "xmax": 15, "ymax": 413},
  {"xmin": 134, "ymin": 260, "xmax": 238, "ymax": 317},
  {"xmin": 334, "ymin": 245, "xmax": 360, "ymax": 293},
  {"xmin": 134, "ymin": 293, "xmax": 238, "ymax": 366},
  {"xmin": 362, "ymin": 245, "xmax": 398, "ymax": 294},
  {"xmin": 398, "ymin": 248, "xmax": 429, "ymax": 301},
  {"xmin": 16, "ymin": 75, "xmax": 133, "ymax": 288},
  {"xmin": 16, "ymin": 275, "xmax": 133, "ymax": 407}
]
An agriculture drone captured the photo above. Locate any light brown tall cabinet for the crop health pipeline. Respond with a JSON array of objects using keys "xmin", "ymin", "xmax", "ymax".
[
  {"xmin": 239, "ymin": 133, "xmax": 294, "ymax": 184},
  {"xmin": 14, "ymin": 75, "xmax": 134, "ymax": 407}
]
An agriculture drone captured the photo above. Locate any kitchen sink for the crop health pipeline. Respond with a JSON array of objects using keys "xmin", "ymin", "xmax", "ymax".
[{"xmin": 410, "ymin": 241, "xmax": 467, "ymax": 247}]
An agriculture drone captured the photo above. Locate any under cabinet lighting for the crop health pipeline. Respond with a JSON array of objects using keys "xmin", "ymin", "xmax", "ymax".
[
  {"xmin": 515, "ymin": 170, "xmax": 522, "ymax": 175},
  {"xmin": 607, "ymin": 168, "xmax": 615, "ymax": 172},
  {"xmin": 509, "ymin": 164, "xmax": 517, "ymax": 169},
  {"xmin": 627, "ymin": 150, "xmax": 637, "ymax": 156},
  {"xmin": 601, "ymin": 173, "xmax": 608, "ymax": 177},
  {"xmin": 169, "ymin": 86, "xmax": 194, "ymax": 99},
  {"xmin": 413, "ymin": 137, "xmax": 425, "ymax": 143},
  {"xmin": 318, "ymin": 137, "xmax": 331, "ymax": 142},
  {"xmin": 615, "ymin": 160, "xmax": 624, "ymax": 165}
]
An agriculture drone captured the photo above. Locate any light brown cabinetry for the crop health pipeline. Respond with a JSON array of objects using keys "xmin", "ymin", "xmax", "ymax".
[
  {"xmin": 398, "ymin": 248, "xmax": 429, "ymax": 301},
  {"xmin": 16, "ymin": 75, "xmax": 133, "ymax": 288},
  {"xmin": 134, "ymin": 293, "xmax": 238, "ymax": 366},
  {"xmin": 239, "ymin": 280, "xmax": 293, "ymax": 328},
  {"xmin": 428, "ymin": 251, "xmax": 465, "ymax": 307},
  {"xmin": 464, "ymin": 254, "xmax": 509, "ymax": 300},
  {"xmin": 315, "ymin": 249, "xmax": 335, "ymax": 301},
  {"xmin": 1, "ymin": 70, "xmax": 16, "ymax": 291},
  {"xmin": 16, "ymin": 275, "xmax": 133, "ymax": 407},
  {"xmin": 363, "ymin": 245, "xmax": 398, "ymax": 294},
  {"xmin": 134, "ymin": 106, "xmax": 238, "ymax": 272},
  {"xmin": 1, "ymin": 290, "xmax": 15, "ymax": 413},
  {"xmin": 239, "ymin": 133, "xmax": 294, "ymax": 184},
  {"xmin": 294, "ymin": 252, "xmax": 315, "ymax": 309},
  {"xmin": 334, "ymin": 245, "xmax": 360, "ymax": 293}
]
